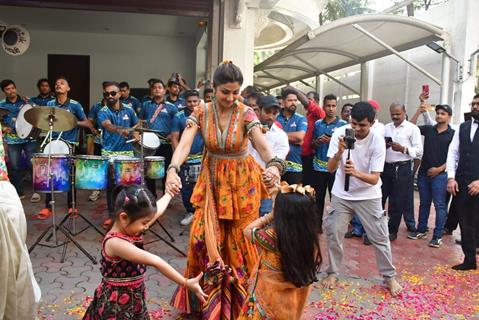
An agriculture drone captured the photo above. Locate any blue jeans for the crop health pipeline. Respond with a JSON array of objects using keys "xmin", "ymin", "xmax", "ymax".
[
  {"xmin": 351, "ymin": 214, "xmax": 364, "ymax": 235},
  {"xmin": 7, "ymin": 141, "xmax": 37, "ymax": 195},
  {"xmin": 417, "ymin": 171, "xmax": 448, "ymax": 239},
  {"xmin": 179, "ymin": 165, "xmax": 196, "ymax": 213},
  {"xmin": 259, "ymin": 199, "xmax": 273, "ymax": 217}
]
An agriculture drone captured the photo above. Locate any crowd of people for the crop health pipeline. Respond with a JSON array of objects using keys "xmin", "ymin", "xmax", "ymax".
[{"xmin": 1, "ymin": 60, "xmax": 478, "ymax": 319}]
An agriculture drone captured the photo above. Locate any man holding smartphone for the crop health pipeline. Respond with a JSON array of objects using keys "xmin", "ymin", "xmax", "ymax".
[
  {"xmin": 312, "ymin": 94, "xmax": 347, "ymax": 230},
  {"xmin": 322, "ymin": 101, "xmax": 402, "ymax": 296}
]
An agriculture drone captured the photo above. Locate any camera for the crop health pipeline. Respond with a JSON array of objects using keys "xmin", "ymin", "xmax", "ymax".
[{"xmin": 344, "ymin": 128, "xmax": 356, "ymax": 150}]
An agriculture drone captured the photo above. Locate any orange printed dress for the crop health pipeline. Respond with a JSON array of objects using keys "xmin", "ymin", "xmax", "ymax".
[
  {"xmin": 171, "ymin": 100, "xmax": 269, "ymax": 318},
  {"xmin": 238, "ymin": 225, "xmax": 312, "ymax": 320}
]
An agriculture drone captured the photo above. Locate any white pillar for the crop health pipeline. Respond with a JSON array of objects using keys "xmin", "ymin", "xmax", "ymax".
[
  {"xmin": 360, "ymin": 62, "xmax": 373, "ymax": 100},
  {"xmin": 439, "ymin": 52, "xmax": 451, "ymax": 105}
]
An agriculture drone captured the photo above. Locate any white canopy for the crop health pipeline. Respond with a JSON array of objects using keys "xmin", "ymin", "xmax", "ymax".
[{"xmin": 254, "ymin": 14, "xmax": 445, "ymax": 90}]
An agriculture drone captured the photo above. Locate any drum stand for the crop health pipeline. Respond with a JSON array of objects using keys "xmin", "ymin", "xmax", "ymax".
[
  {"xmin": 137, "ymin": 129, "xmax": 186, "ymax": 257},
  {"xmin": 29, "ymin": 113, "xmax": 97, "ymax": 264}
]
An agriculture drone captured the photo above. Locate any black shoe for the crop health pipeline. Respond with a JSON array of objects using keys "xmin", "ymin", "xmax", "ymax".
[
  {"xmin": 452, "ymin": 263, "xmax": 477, "ymax": 271},
  {"xmin": 363, "ymin": 234, "xmax": 372, "ymax": 245},
  {"xmin": 345, "ymin": 231, "xmax": 354, "ymax": 238},
  {"xmin": 389, "ymin": 233, "xmax": 397, "ymax": 241},
  {"xmin": 455, "ymin": 239, "xmax": 462, "ymax": 245}
]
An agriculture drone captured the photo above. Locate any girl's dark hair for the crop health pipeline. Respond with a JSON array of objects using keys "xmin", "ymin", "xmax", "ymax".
[
  {"xmin": 274, "ymin": 192, "xmax": 322, "ymax": 287},
  {"xmin": 213, "ymin": 61, "xmax": 243, "ymax": 86},
  {"xmin": 112, "ymin": 185, "xmax": 157, "ymax": 222}
]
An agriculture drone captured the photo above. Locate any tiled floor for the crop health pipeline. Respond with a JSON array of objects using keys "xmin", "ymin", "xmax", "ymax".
[{"xmin": 21, "ymin": 187, "xmax": 478, "ymax": 319}]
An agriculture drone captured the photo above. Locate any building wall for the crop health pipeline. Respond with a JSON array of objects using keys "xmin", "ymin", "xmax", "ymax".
[{"xmin": 0, "ymin": 29, "xmax": 197, "ymax": 106}]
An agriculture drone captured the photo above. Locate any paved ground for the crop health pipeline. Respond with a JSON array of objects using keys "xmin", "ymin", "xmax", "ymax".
[{"xmin": 21, "ymin": 186, "xmax": 478, "ymax": 319}]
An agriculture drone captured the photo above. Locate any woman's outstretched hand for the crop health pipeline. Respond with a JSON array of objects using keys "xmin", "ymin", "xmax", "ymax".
[
  {"xmin": 185, "ymin": 272, "xmax": 208, "ymax": 304},
  {"xmin": 263, "ymin": 166, "xmax": 280, "ymax": 188}
]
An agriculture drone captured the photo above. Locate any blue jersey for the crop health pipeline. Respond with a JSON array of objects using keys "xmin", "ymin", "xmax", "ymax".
[
  {"xmin": 313, "ymin": 117, "xmax": 347, "ymax": 172},
  {"xmin": 98, "ymin": 104, "xmax": 138, "ymax": 153},
  {"xmin": 277, "ymin": 112, "xmax": 308, "ymax": 172},
  {"xmin": 30, "ymin": 95, "xmax": 54, "ymax": 106},
  {"xmin": 140, "ymin": 100, "xmax": 178, "ymax": 137},
  {"xmin": 120, "ymin": 96, "xmax": 141, "ymax": 115},
  {"xmin": 46, "ymin": 98, "xmax": 86, "ymax": 144},
  {"xmin": 88, "ymin": 101, "xmax": 104, "ymax": 144},
  {"xmin": 0, "ymin": 96, "xmax": 32, "ymax": 144},
  {"xmin": 171, "ymin": 108, "xmax": 204, "ymax": 159},
  {"xmin": 166, "ymin": 94, "xmax": 185, "ymax": 110}
]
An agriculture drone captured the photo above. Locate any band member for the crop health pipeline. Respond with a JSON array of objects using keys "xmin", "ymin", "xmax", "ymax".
[
  {"xmin": 446, "ymin": 93, "xmax": 479, "ymax": 271},
  {"xmin": 39, "ymin": 76, "xmax": 96, "ymax": 219},
  {"xmin": 171, "ymin": 90, "xmax": 204, "ymax": 226},
  {"xmin": 0, "ymin": 79, "xmax": 40, "ymax": 202},
  {"xmin": 98, "ymin": 81, "xmax": 139, "ymax": 228},
  {"xmin": 119, "ymin": 81, "xmax": 141, "ymax": 115},
  {"xmin": 30, "ymin": 78, "xmax": 54, "ymax": 106},
  {"xmin": 204, "ymin": 88, "xmax": 214, "ymax": 104},
  {"xmin": 140, "ymin": 78, "xmax": 157, "ymax": 104},
  {"xmin": 277, "ymin": 87, "xmax": 308, "ymax": 184},
  {"xmin": 166, "ymin": 73, "xmax": 186, "ymax": 109},
  {"xmin": 140, "ymin": 79, "xmax": 178, "ymax": 198}
]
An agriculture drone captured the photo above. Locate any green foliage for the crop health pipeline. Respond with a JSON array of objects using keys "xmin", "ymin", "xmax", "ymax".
[{"xmin": 320, "ymin": 0, "xmax": 372, "ymax": 24}]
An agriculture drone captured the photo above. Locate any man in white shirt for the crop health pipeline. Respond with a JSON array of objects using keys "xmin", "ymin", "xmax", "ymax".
[
  {"xmin": 322, "ymin": 101, "xmax": 402, "ymax": 296},
  {"xmin": 446, "ymin": 93, "xmax": 479, "ymax": 271},
  {"xmin": 248, "ymin": 95, "xmax": 289, "ymax": 216},
  {"xmin": 382, "ymin": 103, "xmax": 423, "ymax": 241}
]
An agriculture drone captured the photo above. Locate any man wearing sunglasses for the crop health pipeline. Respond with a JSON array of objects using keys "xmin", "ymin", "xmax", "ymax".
[
  {"xmin": 39, "ymin": 76, "xmax": 96, "ymax": 219},
  {"xmin": 98, "ymin": 81, "xmax": 139, "ymax": 227}
]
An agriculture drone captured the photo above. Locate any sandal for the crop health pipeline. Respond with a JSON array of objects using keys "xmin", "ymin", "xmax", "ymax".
[{"xmin": 32, "ymin": 208, "xmax": 52, "ymax": 220}]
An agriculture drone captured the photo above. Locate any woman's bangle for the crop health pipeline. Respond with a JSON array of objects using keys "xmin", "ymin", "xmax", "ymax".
[
  {"xmin": 167, "ymin": 164, "xmax": 180, "ymax": 174},
  {"xmin": 266, "ymin": 157, "xmax": 286, "ymax": 175}
]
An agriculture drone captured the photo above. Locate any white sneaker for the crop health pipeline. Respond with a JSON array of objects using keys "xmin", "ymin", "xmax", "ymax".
[
  {"xmin": 180, "ymin": 212, "xmax": 194, "ymax": 226},
  {"xmin": 89, "ymin": 190, "xmax": 101, "ymax": 201},
  {"xmin": 30, "ymin": 192, "xmax": 41, "ymax": 203}
]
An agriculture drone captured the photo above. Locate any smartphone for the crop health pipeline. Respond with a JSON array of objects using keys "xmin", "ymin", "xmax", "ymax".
[
  {"xmin": 385, "ymin": 137, "xmax": 393, "ymax": 144},
  {"xmin": 422, "ymin": 84, "xmax": 429, "ymax": 95}
]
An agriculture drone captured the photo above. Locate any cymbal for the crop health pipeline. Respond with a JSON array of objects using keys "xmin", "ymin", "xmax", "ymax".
[
  {"xmin": 0, "ymin": 108, "xmax": 8, "ymax": 118},
  {"xmin": 24, "ymin": 106, "xmax": 77, "ymax": 131}
]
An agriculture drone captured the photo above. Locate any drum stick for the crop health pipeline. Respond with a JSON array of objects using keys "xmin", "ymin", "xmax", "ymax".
[
  {"xmin": 40, "ymin": 131, "xmax": 50, "ymax": 149},
  {"xmin": 126, "ymin": 138, "xmax": 136, "ymax": 144}
]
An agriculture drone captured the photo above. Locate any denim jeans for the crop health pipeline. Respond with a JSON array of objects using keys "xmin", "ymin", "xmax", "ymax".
[
  {"xmin": 179, "ymin": 164, "xmax": 196, "ymax": 214},
  {"xmin": 351, "ymin": 214, "xmax": 364, "ymax": 235},
  {"xmin": 417, "ymin": 171, "xmax": 448, "ymax": 239},
  {"xmin": 7, "ymin": 141, "xmax": 37, "ymax": 195}
]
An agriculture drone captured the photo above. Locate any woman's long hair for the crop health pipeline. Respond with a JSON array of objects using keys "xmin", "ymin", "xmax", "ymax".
[{"xmin": 274, "ymin": 192, "xmax": 322, "ymax": 287}]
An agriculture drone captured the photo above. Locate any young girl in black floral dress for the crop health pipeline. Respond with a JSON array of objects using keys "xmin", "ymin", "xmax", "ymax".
[{"xmin": 83, "ymin": 185, "xmax": 207, "ymax": 320}]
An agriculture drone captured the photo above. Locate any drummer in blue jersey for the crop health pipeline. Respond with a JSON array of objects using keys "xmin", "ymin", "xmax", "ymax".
[
  {"xmin": 98, "ymin": 81, "xmax": 139, "ymax": 228},
  {"xmin": 171, "ymin": 90, "xmax": 204, "ymax": 226},
  {"xmin": 30, "ymin": 78, "xmax": 54, "ymax": 106},
  {"xmin": 276, "ymin": 87, "xmax": 308, "ymax": 184},
  {"xmin": 0, "ymin": 79, "xmax": 39, "ymax": 202},
  {"xmin": 166, "ymin": 73, "xmax": 186, "ymax": 109},
  {"xmin": 40, "ymin": 76, "xmax": 96, "ymax": 218},
  {"xmin": 119, "ymin": 81, "xmax": 141, "ymax": 115},
  {"xmin": 140, "ymin": 79, "xmax": 178, "ymax": 198}
]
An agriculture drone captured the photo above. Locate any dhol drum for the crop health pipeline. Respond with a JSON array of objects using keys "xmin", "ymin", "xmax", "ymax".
[
  {"xmin": 144, "ymin": 156, "xmax": 165, "ymax": 179},
  {"xmin": 186, "ymin": 159, "xmax": 202, "ymax": 182},
  {"xmin": 16, "ymin": 104, "xmax": 41, "ymax": 139},
  {"xmin": 133, "ymin": 132, "xmax": 160, "ymax": 157},
  {"xmin": 113, "ymin": 156, "xmax": 142, "ymax": 186},
  {"xmin": 75, "ymin": 155, "xmax": 109, "ymax": 190},
  {"xmin": 43, "ymin": 139, "xmax": 71, "ymax": 154},
  {"xmin": 32, "ymin": 153, "xmax": 71, "ymax": 193}
]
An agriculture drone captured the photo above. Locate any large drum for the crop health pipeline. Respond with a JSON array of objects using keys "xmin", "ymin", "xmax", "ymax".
[
  {"xmin": 75, "ymin": 155, "xmax": 109, "ymax": 190},
  {"xmin": 133, "ymin": 132, "xmax": 160, "ymax": 157},
  {"xmin": 43, "ymin": 139, "xmax": 71, "ymax": 154},
  {"xmin": 113, "ymin": 157, "xmax": 142, "ymax": 186},
  {"xmin": 144, "ymin": 156, "xmax": 165, "ymax": 179},
  {"xmin": 16, "ymin": 104, "xmax": 41, "ymax": 139},
  {"xmin": 32, "ymin": 154, "xmax": 71, "ymax": 193}
]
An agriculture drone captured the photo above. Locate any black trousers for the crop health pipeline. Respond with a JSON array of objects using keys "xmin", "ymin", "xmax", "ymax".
[
  {"xmin": 145, "ymin": 144, "xmax": 172, "ymax": 198},
  {"xmin": 312, "ymin": 170, "xmax": 335, "ymax": 228},
  {"xmin": 282, "ymin": 171, "xmax": 303, "ymax": 185},
  {"xmin": 382, "ymin": 161, "xmax": 416, "ymax": 234},
  {"xmin": 444, "ymin": 193, "xmax": 460, "ymax": 232},
  {"xmin": 301, "ymin": 155, "xmax": 314, "ymax": 185},
  {"xmin": 455, "ymin": 180, "xmax": 479, "ymax": 265}
]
